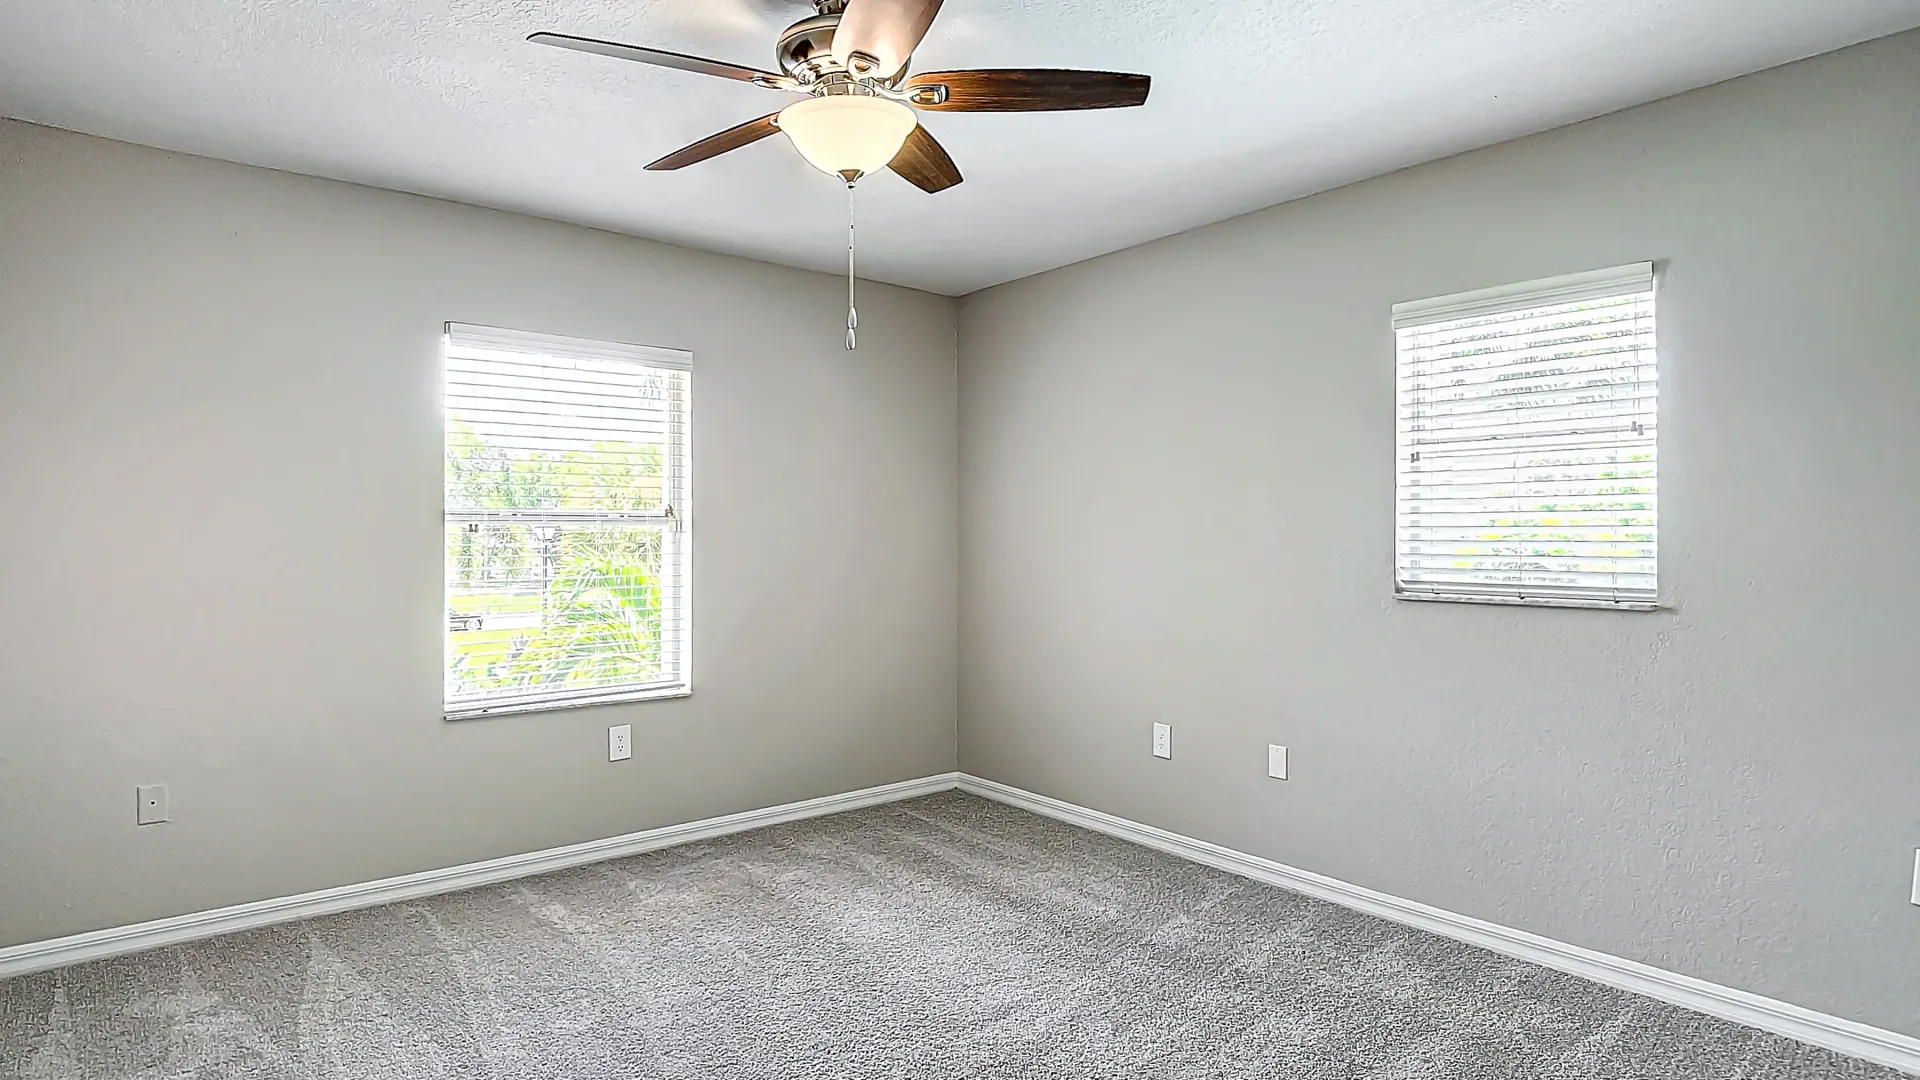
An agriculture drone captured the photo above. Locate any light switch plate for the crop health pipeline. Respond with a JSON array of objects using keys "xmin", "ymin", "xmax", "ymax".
[
  {"xmin": 1268, "ymin": 745, "xmax": 1288, "ymax": 780},
  {"xmin": 609, "ymin": 725, "xmax": 632, "ymax": 762},
  {"xmin": 1152, "ymin": 723, "xmax": 1172, "ymax": 760},
  {"xmin": 136, "ymin": 784, "xmax": 169, "ymax": 826}
]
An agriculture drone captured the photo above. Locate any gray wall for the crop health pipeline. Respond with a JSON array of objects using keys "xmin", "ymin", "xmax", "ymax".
[
  {"xmin": 0, "ymin": 121, "xmax": 957, "ymax": 947},
  {"xmin": 957, "ymin": 30, "xmax": 1920, "ymax": 1037}
]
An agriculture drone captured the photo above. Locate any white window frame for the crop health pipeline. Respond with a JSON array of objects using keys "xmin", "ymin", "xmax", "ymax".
[
  {"xmin": 443, "ymin": 323, "xmax": 692, "ymax": 720},
  {"xmin": 1392, "ymin": 263, "xmax": 1658, "ymax": 611}
]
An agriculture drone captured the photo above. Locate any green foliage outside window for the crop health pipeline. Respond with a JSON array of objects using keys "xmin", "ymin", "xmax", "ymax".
[{"xmin": 446, "ymin": 422, "xmax": 670, "ymax": 701}]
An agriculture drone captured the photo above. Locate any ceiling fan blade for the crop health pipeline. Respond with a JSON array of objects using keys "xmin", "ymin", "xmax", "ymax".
[
  {"xmin": 904, "ymin": 69, "xmax": 1151, "ymax": 111},
  {"xmin": 646, "ymin": 114, "xmax": 783, "ymax": 171},
  {"xmin": 888, "ymin": 125, "xmax": 963, "ymax": 193},
  {"xmin": 832, "ymin": 0, "xmax": 944, "ymax": 79},
  {"xmin": 529, "ymin": 32, "xmax": 792, "ymax": 87}
]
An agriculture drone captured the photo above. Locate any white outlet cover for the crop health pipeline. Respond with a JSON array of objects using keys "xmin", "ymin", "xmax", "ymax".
[
  {"xmin": 1911, "ymin": 850, "xmax": 1919, "ymax": 906},
  {"xmin": 1268, "ymin": 745, "xmax": 1288, "ymax": 780},
  {"xmin": 608, "ymin": 724, "xmax": 632, "ymax": 762},
  {"xmin": 136, "ymin": 783, "xmax": 168, "ymax": 825},
  {"xmin": 1152, "ymin": 723, "xmax": 1172, "ymax": 760}
]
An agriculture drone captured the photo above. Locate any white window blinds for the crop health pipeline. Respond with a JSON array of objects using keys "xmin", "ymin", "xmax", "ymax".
[
  {"xmin": 1394, "ymin": 264, "xmax": 1657, "ymax": 609},
  {"xmin": 444, "ymin": 324, "xmax": 691, "ymax": 718}
]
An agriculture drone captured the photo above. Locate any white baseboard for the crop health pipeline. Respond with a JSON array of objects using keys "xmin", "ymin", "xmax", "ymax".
[
  {"xmin": 956, "ymin": 773, "xmax": 1920, "ymax": 1077},
  {"xmin": 9, "ymin": 769, "xmax": 1913, "ymax": 1075},
  {"xmin": 0, "ymin": 772, "xmax": 961, "ymax": 982}
]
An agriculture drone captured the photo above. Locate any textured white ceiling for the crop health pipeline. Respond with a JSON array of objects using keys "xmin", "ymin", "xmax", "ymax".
[{"xmin": 2, "ymin": 1, "xmax": 1916, "ymax": 294}]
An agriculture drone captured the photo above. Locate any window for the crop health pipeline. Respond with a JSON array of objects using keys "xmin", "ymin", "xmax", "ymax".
[
  {"xmin": 1393, "ymin": 263, "xmax": 1657, "ymax": 609},
  {"xmin": 443, "ymin": 324, "xmax": 691, "ymax": 718}
]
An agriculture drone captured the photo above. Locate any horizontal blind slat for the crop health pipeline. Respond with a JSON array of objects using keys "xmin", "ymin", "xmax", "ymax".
[
  {"xmin": 1400, "ymin": 352, "xmax": 1656, "ymax": 389},
  {"xmin": 1397, "ymin": 488, "xmax": 1657, "ymax": 502},
  {"xmin": 1401, "ymin": 329, "xmax": 1655, "ymax": 369},
  {"xmin": 1400, "ymin": 309, "xmax": 1654, "ymax": 354}
]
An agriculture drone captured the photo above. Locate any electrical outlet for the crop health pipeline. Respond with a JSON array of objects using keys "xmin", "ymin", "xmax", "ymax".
[
  {"xmin": 609, "ymin": 725, "xmax": 632, "ymax": 762},
  {"xmin": 1152, "ymin": 723, "xmax": 1172, "ymax": 760},
  {"xmin": 1911, "ymin": 850, "xmax": 1919, "ymax": 907},
  {"xmin": 136, "ymin": 784, "xmax": 169, "ymax": 826},
  {"xmin": 1267, "ymin": 744, "xmax": 1288, "ymax": 780}
]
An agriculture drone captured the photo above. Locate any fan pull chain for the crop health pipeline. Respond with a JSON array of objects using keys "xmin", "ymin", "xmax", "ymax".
[{"xmin": 845, "ymin": 181, "xmax": 859, "ymax": 351}]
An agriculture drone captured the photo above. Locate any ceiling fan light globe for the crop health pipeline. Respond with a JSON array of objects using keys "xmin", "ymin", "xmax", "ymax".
[{"xmin": 776, "ymin": 96, "xmax": 917, "ymax": 180}]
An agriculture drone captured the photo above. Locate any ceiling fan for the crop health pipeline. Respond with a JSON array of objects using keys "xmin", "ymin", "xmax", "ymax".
[
  {"xmin": 530, "ymin": 0, "xmax": 1151, "ymax": 192},
  {"xmin": 531, "ymin": 0, "xmax": 1152, "ymax": 347}
]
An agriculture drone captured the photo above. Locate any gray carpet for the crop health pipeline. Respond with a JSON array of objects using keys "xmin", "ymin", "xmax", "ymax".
[{"xmin": 0, "ymin": 792, "xmax": 1901, "ymax": 1079}]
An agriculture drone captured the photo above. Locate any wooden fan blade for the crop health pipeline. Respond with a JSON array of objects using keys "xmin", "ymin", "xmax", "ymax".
[
  {"xmin": 904, "ymin": 69, "xmax": 1151, "ymax": 111},
  {"xmin": 646, "ymin": 114, "xmax": 782, "ymax": 171},
  {"xmin": 832, "ymin": 0, "xmax": 944, "ymax": 79},
  {"xmin": 888, "ymin": 125, "xmax": 962, "ymax": 193},
  {"xmin": 529, "ymin": 32, "xmax": 792, "ymax": 87}
]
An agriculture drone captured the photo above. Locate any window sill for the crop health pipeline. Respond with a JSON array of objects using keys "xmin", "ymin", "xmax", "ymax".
[
  {"xmin": 445, "ymin": 685, "xmax": 691, "ymax": 721},
  {"xmin": 1395, "ymin": 592, "xmax": 1661, "ymax": 612}
]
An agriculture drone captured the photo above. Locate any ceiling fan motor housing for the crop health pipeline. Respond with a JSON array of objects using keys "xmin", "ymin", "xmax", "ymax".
[
  {"xmin": 777, "ymin": 15, "xmax": 845, "ymax": 80},
  {"xmin": 778, "ymin": 12, "xmax": 894, "ymax": 85}
]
